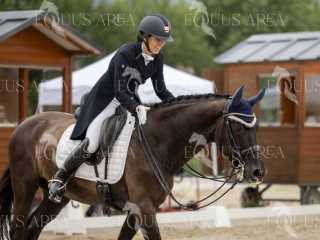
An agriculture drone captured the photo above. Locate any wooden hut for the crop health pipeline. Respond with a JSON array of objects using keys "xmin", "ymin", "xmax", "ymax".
[
  {"xmin": 0, "ymin": 10, "xmax": 100, "ymax": 176},
  {"xmin": 204, "ymin": 32, "xmax": 320, "ymax": 202}
]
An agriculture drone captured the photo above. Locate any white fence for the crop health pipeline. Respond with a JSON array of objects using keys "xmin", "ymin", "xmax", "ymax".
[{"xmin": 43, "ymin": 202, "xmax": 320, "ymax": 235}]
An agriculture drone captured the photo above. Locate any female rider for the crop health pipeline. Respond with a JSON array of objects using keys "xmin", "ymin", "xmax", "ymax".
[{"xmin": 48, "ymin": 14, "xmax": 175, "ymax": 203}]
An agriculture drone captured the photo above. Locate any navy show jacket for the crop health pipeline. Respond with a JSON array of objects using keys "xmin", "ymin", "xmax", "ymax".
[{"xmin": 70, "ymin": 42, "xmax": 174, "ymax": 140}]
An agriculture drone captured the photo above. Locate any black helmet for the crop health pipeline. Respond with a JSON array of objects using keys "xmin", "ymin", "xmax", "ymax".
[{"xmin": 138, "ymin": 14, "xmax": 173, "ymax": 42}]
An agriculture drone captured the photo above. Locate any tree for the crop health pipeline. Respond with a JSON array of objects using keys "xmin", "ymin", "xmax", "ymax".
[{"xmin": 203, "ymin": 0, "xmax": 320, "ymax": 57}]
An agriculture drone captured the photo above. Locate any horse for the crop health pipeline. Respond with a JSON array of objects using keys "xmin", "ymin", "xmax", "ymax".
[{"xmin": 0, "ymin": 85, "xmax": 265, "ymax": 240}]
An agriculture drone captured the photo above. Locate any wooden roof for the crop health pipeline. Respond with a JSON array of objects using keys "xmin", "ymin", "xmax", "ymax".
[
  {"xmin": 0, "ymin": 10, "xmax": 101, "ymax": 55},
  {"xmin": 215, "ymin": 32, "xmax": 320, "ymax": 64}
]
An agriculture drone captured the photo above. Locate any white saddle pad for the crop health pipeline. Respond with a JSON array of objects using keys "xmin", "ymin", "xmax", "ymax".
[{"xmin": 56, "ymin": 112, "xmax": 135, "ymax": 184}]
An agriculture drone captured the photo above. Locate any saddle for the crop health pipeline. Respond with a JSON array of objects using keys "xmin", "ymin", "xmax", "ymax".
[
  {"xmin": 74, "ymin": 93, "xmax": 128, "ymax": 215},
  {"xmin": 74, "ymin": 94, "xmax": 127, "ymax": 167}
]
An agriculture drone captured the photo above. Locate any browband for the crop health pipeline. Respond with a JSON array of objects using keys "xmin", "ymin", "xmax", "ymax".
[{"xmin": 225, "ymin": 113, "xmax": 257, "ymax": 128}]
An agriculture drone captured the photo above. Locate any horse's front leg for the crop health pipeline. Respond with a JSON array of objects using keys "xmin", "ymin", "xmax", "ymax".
[
  {"xmin": 118, "ymin": 213, "xmax": 138, "ymax": 240},
  {"xmin": 139, "ymin": 212, "xmax": 161, "ymax": 240},
  {"xmin": 118, "ymin": 200, "xmax": 161, "ymax": 240}
]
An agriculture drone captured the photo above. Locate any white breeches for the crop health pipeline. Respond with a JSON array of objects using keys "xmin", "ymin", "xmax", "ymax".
[{"xmin": 85, "ymin": 98, "xmax": 120, "ymax": 153}]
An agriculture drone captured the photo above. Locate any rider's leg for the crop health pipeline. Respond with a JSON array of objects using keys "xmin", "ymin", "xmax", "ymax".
[
  {"xmin": 85, "ymin": 98, "xmax": 120, "ymax": 152},
  {"xmin": 48, "ymin": 138, "xmax": 91, "ymax": 203},
  {"xmin": 48, "ymin": 98, "xmax": 120, "ymax": 203}
]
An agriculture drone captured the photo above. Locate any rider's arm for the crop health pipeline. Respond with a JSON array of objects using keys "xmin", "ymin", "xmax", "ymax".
[
  {"xmin": 113, "ymin": 52, "xmax": 140, "ymax": 114},
  {"xmin": 151, "ymin": 54, "xmax": 175, "ymax": 101}
]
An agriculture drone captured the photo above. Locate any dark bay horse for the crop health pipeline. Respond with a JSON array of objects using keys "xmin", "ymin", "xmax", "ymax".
[{"xmin": 0, "ymin": 86, "xmax": 265, "ymax": 240}]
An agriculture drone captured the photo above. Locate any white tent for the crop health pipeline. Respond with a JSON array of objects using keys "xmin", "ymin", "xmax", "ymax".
[{"xmin": 38, "ymin": 52, "xmax": 214, "ymax": 111}]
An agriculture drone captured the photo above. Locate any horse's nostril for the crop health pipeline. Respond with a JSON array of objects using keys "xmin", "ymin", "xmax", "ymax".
[
  {"xmin": 232, "ymin": 160, "xmax": 241, "ymax": 168},
  {"xmin": 252, "ymin": 169, "xmax": 263, "ymax": 178}
]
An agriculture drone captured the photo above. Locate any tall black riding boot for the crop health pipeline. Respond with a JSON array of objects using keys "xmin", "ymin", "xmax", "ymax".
[{"xmin": 48, "ymin": 138, "xmax": 92, "ymax": 203}]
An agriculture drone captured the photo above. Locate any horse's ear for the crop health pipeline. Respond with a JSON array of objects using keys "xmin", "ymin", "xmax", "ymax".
[
  {"xmin": 248, "ymin": 87, "xmax": 266, "ymax": 106},
  {"xmin": 229, "ymin": 85, "xmax": 244, "ymax": 109}
]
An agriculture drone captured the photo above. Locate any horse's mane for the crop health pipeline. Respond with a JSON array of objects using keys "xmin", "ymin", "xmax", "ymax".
[{"xmin": 146, "ymin": 93, "xmax": 230, "ymax": 110}]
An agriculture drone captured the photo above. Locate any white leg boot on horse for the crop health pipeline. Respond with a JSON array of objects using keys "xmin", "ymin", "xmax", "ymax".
[{"xmin": 48, "ymin": 138, "xmax": 92, "ymax": 203}]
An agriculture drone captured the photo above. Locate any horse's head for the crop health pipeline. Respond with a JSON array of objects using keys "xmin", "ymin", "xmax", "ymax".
[{"xmin": 214, "ymin": 85, "xmax": 266, "ymax": 184}]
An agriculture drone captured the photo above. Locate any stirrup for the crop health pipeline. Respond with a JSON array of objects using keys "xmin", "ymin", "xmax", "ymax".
[
  {"xmin": 48, "ymin": 179, "xmax": 67, "ymax": 190},
  {"xmin": 48, "ymin": 179, "xmax": 67, "ymax": 203},
  {"xmin": 49, "ymin": 193, "xmax": 63, "ymax": 203},
  {"xmin": 48, "ymin": 178, "xmax": 64, "ymax": 184}
]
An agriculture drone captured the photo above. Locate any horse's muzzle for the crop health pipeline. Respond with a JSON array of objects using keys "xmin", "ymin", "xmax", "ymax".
[{"xmin": 249, "ymin": 162, "xmax": 265, "ymax": 184}]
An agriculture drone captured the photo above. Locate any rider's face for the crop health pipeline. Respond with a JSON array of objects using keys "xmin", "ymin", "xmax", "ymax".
[{"xmin": 145, "ymin": 36, "xmax": 165, "ymax": 54}]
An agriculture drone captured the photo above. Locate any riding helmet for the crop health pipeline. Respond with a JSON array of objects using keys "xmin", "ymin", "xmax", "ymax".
[{"xmin": 138, "ymin": 13, "xmax": 174, "ymax": 42}]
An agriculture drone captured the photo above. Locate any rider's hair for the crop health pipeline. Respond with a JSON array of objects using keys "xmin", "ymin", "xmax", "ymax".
[
  {"xmin": 137, "ymin": 31, "xmax": 152, "ymax": 42},
  {"xmin": 137, "ymin": 31, "xmax": 153, "ymax": 53}
]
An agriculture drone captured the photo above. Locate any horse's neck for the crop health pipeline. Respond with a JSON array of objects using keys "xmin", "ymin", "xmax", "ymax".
[{"xmin": 150, "ymin": 98, "xmax": 227, "ymax": 175}]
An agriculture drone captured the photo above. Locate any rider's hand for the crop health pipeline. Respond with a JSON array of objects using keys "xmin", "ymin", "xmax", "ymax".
[{"xmin": 136, "ymin": 105, "xmax": 150, "ymax": 125}]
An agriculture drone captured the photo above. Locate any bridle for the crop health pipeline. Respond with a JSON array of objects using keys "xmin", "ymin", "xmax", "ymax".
[
  {"xmin": 137, "ymin": 100, "xmax": 260, "ymax": 210},
  {"xmin": 223, "ymin": 111, "xmax": 259, "ymax": 178}
]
